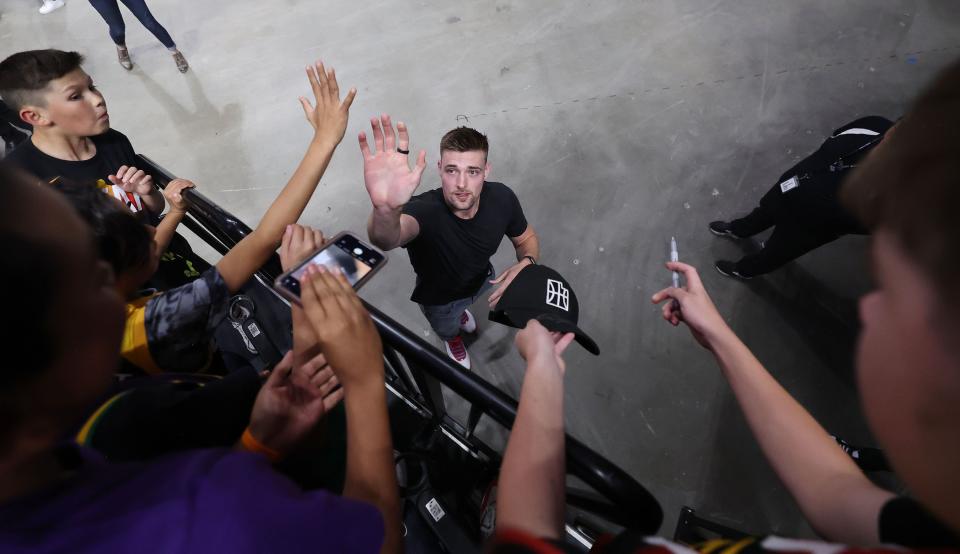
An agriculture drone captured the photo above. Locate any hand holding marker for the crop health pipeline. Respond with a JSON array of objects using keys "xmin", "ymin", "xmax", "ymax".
[{"xmin": 670, "ymin": 237, "xmax": 681, "ymax": 311}]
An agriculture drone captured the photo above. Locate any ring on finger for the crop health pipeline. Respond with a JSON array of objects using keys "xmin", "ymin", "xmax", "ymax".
[{"xmin": 397, "ymin": 148, "xmax": 409, "ymax": 155}]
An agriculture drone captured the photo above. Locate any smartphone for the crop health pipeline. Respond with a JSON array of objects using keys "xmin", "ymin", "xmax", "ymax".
[{"xmin": 274, "ymin": 231, "xmax": 387, "ymax": 304}]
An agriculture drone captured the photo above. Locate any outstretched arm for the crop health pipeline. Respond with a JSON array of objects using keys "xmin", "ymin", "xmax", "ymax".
[
  {"xmin": 361, "ymin": 115, "xmax": 426, "ymax": 250},
  {"xmin": 652, "ymin": 263, "xmax": 894, "ymax": 544},
  {"xmin": 497, "ymin": 320, "xmax": 575, "ymax": 539},
  {"xmin": 300, "ymin": 267, "xmax": 402, "ymax": 553},
  {"xmin": 216, "ymin": 61, "xmax": 356, "ymax": 293},
  {"xmin": 278, "ymin": 223, "xmax": 327, "ymax": 367}
]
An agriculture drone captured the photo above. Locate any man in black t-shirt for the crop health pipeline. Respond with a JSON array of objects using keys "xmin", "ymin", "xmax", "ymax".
[
  {"xmin": 360, "ymin": 117, "xmax": 539, "ymax": 369},
  {"xmin": 709, "ymin": 116, "xmax": 894, "ymax": 279}
]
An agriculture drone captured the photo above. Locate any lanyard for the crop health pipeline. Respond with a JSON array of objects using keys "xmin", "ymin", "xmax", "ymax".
[{"xmin": 797, "ymin": 134, "xmax": 884, "ymax": 181}]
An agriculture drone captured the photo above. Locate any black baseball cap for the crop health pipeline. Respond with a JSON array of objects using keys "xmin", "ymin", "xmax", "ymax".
[{"xmin": 488, "ymin": 264, "xmax": 600, "ymax": 355}]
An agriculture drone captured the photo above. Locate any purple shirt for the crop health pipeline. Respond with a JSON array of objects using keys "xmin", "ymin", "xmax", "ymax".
[{"xmin": 0, "ymin": 447, "xmax": 384, "ymax": 553}]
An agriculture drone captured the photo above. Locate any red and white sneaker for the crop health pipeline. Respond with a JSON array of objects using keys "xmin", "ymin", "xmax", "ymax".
[
  {"xmin": 459, "ymin": 309, "xmax": 477, "ymax": 334},
  {"xmin": 444, "ymin": 336, "xmax": 471, "ymax": 370}
]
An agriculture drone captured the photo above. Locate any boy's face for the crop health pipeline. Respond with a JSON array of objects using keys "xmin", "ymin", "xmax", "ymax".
[
  {"xmin": 438, "ymin": 149, "xmax": 489, "ymax": 214},
  {"xmin": 16, "ymin": 179, "xmax": 125, "ymax": 429},
  {"xmin": 23, "ymin": 68, "xmax": 110, "ymax": 137},
  {"xmin": 857, "ymin": 231, "xmax": 960, "ymax": 526}
]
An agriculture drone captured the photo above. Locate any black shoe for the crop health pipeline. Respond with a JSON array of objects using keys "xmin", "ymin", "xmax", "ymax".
[
  {"xmin": 709, "ymin": 221, "xmax": 741, "ymax": 239},
  {"xmin": 715, "ymin": 260, "xmax": 753, "ymax": 280}
]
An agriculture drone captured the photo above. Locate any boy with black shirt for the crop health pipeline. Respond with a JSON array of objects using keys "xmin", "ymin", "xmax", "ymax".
[
  {"xmin": 361, "ymin": 118, "xmax": 540, "ymax": 370},
  {"xmin": 0, "ymin": 49, "xmax": 203, "ymax": 288}
]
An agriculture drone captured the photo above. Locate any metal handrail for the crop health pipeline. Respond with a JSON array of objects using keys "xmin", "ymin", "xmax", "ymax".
[{"xmin": 138, "ymin": 154, "xmax": 663, "ymax": 533}]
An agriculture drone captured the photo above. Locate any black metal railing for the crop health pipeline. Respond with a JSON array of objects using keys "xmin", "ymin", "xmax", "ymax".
[{"xmin": 140, "ymin": 154, "xmax": 663, "ymax": 534}]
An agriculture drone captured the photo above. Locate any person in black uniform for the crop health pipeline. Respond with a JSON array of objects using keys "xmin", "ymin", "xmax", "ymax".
[{"xmin": 710, "ymin": 116, "xmax": 895, "ymax": 279}]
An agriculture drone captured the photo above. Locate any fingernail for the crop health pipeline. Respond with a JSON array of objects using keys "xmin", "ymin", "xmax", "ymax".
[{"xmin": 317, "ymin": 265, "xmax": 328, "ymax": 273}]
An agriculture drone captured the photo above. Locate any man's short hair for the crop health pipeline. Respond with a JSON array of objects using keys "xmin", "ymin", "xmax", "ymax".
[
  {"xmin": 440, "ymin": 127, "xmax": 489, "ymax": 158},
  {"xmin": 841, "ymin": 58, "xmax": 960, "ymax": 314},
  {"xmin": 51, "ymin": 180, "xmax": 153, "ymax": 277},
  {"xmin": 0, "ymin": 49, "xmax": 84, "ymax": 111}
]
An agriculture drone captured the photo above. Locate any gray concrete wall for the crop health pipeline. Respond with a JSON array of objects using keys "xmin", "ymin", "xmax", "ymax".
[{"xmin": 3, "ymin": 0, "xmax": 959, "ymax": 537}]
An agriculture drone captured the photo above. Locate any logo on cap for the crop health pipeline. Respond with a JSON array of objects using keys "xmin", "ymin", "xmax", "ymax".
[{"xmin": 546, "ymin": 279, "xmax": 570, "ymax": 311}]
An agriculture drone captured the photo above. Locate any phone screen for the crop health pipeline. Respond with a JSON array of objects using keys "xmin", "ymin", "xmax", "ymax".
[{"xmin": 278, "ymin": 233, "xmax": 385, "ymax": 298}]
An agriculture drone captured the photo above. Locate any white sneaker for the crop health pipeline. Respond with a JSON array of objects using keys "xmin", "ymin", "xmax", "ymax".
[
  {"xmin": 459, "ymin": 309, "xmax": 477, "ymax": 334},
  {"xmin": 444, "ymin": 336, "xmax": 471, "ymax": 370},
  {"xmin": 39, "ymin": 0, "xmax": 65, "ymax": 14}
]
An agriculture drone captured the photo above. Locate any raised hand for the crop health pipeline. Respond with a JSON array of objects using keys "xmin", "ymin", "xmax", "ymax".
[
  {"xmin": 651, "ymin": 262, "xmax": 733, "ymax": 350},
  {"xmin": 299, "ymin": 60, "xmax": 357, "ymax": 148},
  {"xmin": 247, "ymin": 351, "xmax": 344, "ymax": 456},
  {"xmin": 279, "ymin": 223, "xmax": 326, "ymax": 272},
  {"xmin": 162, "ymin": 179, "xmax": 195, "ymax": 214},
  {"xmin": 515, "ymin": 319, "xmax": 575, "ymax": 374},
  {"xmin": 109, "ymin": 165, "xmax": 154, "ymax": 196},
  {"xmin": 359, "ymin": 115, "xmax": 427, "ymax": 210},
  {"xmin": 299, "ymin": 265, "xmax": 384, "ymax": 390}
]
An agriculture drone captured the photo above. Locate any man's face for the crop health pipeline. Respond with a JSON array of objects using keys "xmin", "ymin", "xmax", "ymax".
[
  {"xmin": 438, "ymin": 150, "xmax": 489, "ymax": 215},
  {"xmin": 25, "ymin": 68, "xmax": 109, "ymax": 136},
  {"xmin": 19, "ymin": 180, "xmax": 125, "ymax": 427},
  {"xmin": 856, "ymin": 231, "xmax": 960, "ymax": 524}
]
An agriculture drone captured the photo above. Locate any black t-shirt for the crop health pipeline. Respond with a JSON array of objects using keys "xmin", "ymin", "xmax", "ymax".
[
  {"xmin": 402, "ymin": 181, "xmax": 528, "ymax": 305},
  {"xmin": 760, "ymin": 115, "xmax": 894, "ymax": 234},
  {"xmin": 6, "ymin": 129, "xmax": 140, "ymax": 201},
  {"xmin": 879, "ymin": 496, "xmax": 959, "ymax": 548},
  {"xmin": 5, "ymin": 129, "xmax": 210, "ymax": 289}
]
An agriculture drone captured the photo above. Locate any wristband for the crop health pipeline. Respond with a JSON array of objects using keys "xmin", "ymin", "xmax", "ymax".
[
  {"xmin": 523, "ymin": 255, "xmax": 537, "ymax": 265},
  {"xmin": 241, "ymin": 427, "xmax": 283, "ymax": 462}
]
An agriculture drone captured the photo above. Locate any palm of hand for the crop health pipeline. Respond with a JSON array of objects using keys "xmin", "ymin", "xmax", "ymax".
[
  {"xmin": 254, "ymin": 377, "xmax": 326, "ymax": 451},
  {"xmin": 365, "ymin": 153, "xmax": 419, "ymax": 209}
]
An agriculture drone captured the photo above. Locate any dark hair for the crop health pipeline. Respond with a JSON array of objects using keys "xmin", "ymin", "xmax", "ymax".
[
  {"xmin": 50, "ymin": 180, "xmax": 153, "ymax": 276},
  {"xmin": 0, "ymin": 49, "xmax": 84, "ymax": 111},
  {"xmin": 841, "ymin": 59, "xmax": 960, "ymax": 312},
  {"xmin": 0, "ymin": 163, "xmax": 61, "ymax": 397},
  {"xmin": 440, "ymin": 127, "xmax": 489, "ymax": 158}
]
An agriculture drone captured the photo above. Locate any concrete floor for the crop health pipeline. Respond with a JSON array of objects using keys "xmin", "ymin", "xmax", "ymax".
[{"xmin": 4, "ymin": 0, "xmax": 960, "ymax": 538}]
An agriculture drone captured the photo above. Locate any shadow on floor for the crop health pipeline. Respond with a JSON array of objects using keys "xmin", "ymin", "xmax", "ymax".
[{"xmin": 742, "ymin": 261, "xmax": 863, "ymax": 386}]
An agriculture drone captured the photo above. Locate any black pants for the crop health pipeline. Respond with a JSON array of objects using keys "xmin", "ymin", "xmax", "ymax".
[
  {"xmin": 728, "ymin": 205, "xmax": 845, "ymax": 276},
  {"xmin": 88, "ymin": 0, "xmax": 176, "ymax": 49}
]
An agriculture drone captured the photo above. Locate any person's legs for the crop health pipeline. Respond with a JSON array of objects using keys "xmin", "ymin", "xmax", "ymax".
[
  {"xmin": 419, "ymin": 297, "xmax": 473, "ymax": 342},
  {"xmin": 420, "ymin": 295, "xmax": 475, "ymax": 369},
  {"xmin": 732, "ymin": 223, "xmax": 841, "ymax": 276},
  {"xmin": 729, "ymin": 205, "xmax": 778, "ymax": 237},
  {"xmin": 117, "ymin": 0, "xmax": 176, "ymax": 49},
  {"xmin": 88, "ymin": 0, "xmax": 127, "ymax": 46}
]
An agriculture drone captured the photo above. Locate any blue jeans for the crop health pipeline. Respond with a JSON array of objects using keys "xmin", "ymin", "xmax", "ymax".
[
  {"xmin": 89, "ymin": 0, "xmax": 177, "ymax": 49},
  {"xmin": 418, "ymin": 275, "xmax": 493, "ymax": 341}
]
